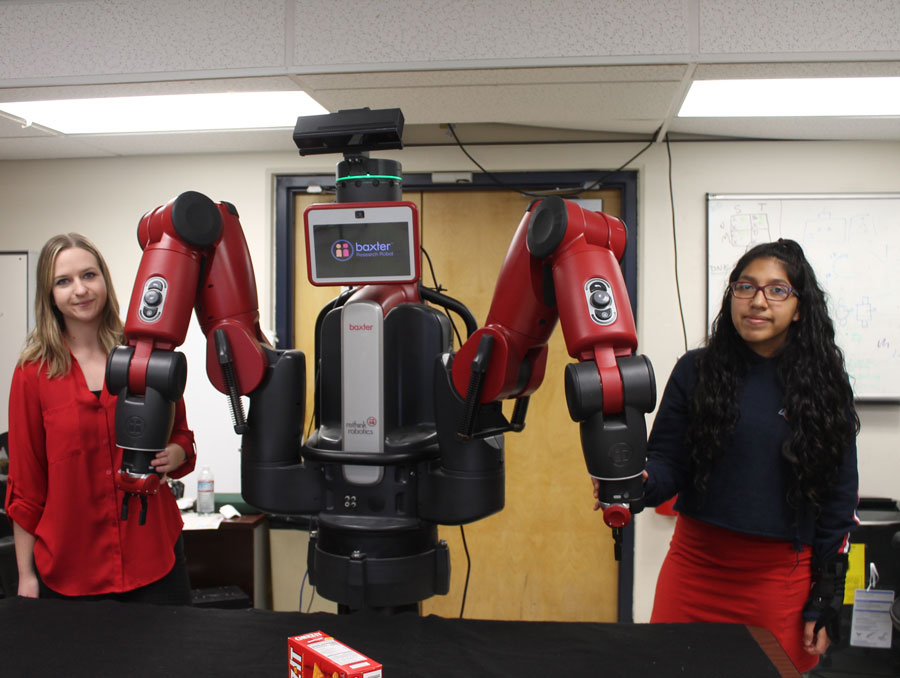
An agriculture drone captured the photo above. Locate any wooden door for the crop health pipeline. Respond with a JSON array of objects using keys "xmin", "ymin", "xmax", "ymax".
[{"xmin": 292, "ymin": 188, "xmax": 623, "ymax": 621}]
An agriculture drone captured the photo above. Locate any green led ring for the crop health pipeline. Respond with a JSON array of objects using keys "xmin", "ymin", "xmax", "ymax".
[{"xmin": 336, "ymin": 174, "xmax": 403, "ymax": 182}]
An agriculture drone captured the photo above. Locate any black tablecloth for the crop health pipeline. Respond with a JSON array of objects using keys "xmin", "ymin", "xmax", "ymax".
[{"xmin": 0, "ymin": 597, "xmax": 787, "ymax": 677}]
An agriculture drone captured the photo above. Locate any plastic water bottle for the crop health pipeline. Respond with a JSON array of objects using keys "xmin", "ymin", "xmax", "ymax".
[{"xmin": 197, "ymin": 466, "xmax": 215, "ymax": 514}]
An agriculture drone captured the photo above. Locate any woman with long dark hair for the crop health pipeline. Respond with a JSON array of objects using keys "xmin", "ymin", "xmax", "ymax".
[{"xmin": 643, "ymin": 239, "xmax": 858, "ymax": 673}]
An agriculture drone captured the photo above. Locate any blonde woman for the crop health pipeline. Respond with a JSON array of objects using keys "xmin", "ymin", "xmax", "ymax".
[{"xmin": 6, "ymin": 233, "xmax": 195, "ymax": 604}]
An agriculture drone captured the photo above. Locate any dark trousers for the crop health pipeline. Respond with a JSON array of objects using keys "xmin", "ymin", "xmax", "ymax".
[{"xmin": 39, "ymin": 534, "xmax": 191, "ymax": 606}]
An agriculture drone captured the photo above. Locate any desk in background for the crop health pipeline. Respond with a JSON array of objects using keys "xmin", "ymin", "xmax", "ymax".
[{"xmin": 182, "ymin": 512, "xmax": 271, "ymax": 609}]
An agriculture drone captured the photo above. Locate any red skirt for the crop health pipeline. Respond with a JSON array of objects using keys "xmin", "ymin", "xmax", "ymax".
[{"xmin": 651, "ymin": 514, "xmax": 817, "ymax": 673}]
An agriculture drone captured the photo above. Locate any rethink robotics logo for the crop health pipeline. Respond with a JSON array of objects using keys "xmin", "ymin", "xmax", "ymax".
[
  {"xmin": 346, "ymin": 416, "xmax": 377, "ymax": 435},
  {"xmin": 331, "ymin": 238, "xmax": 394, "ymax": 262}
]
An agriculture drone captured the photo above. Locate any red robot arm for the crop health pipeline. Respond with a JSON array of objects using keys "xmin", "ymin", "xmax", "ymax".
[
  {"xmin": 106, "ymin": 191, "xmax": 268, "ymax": 523},
  {"xmin": 450, "ymin": 197, "xmax": 656, "ymax": 548}
]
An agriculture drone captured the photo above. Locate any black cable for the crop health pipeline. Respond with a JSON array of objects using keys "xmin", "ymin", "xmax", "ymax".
[
  {"xmin": 298, "ymin": 569, "xmax": 309, "ymax": 611},
  {"xmin": 420, "ymin": 245, "xmax": 443, "ymax": 293},
  {"xmin": 417, "ymin": 201, "xmax": 469, "ymax": 618},
  {"xmin": 305, "ymin": 583, "xmax": 316, "ymax": 613},
  {"xmin": 420, "ymin": 246, "xmax": 464, "ymax": 349},
  {"xmin": 665, "ymin": 135, "xmax": 689, "ymax": 353},
  {"xmin": 459, "ymin": 524, "xmax": 471, "ymax": 619},
  {"xmin": 445, "ymin": 123, "xmax": 542, "ymax": 196},
  {"xmin": 304, "ymin": 367, "xmax": 319, "ymax": 443},
  {"xmin": 419, "ymin": 193, "xmax": 464, "ymax": 348},
  {"xmin": 446, "ymin": 123, "xmax": 654, "ymax": 199},
  {"xmin": 570, "ymin": 138, "xmax": 656, "ymax": 196},
  {"xmin": 403, "ymin": 133, "xmax": 817, "ymax": 150}
]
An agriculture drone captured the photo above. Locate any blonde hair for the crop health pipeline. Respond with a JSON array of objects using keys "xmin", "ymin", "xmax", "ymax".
[{"xmin": 19, "ymin": 233, "xmax": 124, "ymax": 377}]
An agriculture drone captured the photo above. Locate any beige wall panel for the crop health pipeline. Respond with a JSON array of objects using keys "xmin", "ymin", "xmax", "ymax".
[{"xmin": 270, "ymin": 528, "xmax": 336, "ymax": 613}]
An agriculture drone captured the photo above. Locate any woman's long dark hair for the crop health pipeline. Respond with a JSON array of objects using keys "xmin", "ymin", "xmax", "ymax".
[{"xmin": 686, "ymin": 239, "xmax": 859, "ymax": 510}]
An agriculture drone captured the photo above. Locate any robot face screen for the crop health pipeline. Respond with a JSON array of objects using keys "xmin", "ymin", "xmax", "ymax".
[{"xmin": 305, "ymin": 202, "xmax": 420, "ymax": 286}]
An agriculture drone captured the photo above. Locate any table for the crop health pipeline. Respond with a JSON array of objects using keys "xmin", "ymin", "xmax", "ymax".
[{"xmin": 0, "ymin": 597, "xmax": 800, "ymax": 678}]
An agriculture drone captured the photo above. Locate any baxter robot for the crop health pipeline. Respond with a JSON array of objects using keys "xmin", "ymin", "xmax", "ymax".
[{"xmin": 106, "ymin": 108, "xmax": 656, "ymax": 610}]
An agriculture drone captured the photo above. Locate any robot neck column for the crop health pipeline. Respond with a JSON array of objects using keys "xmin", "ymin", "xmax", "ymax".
[{"xmin": 336, "ymin": 154, "xmax": 403, "ymax": 203}]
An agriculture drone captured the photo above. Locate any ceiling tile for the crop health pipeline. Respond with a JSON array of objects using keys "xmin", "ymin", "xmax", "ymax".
[
  {"xmin": 699, "ymin": 0, "xmax": 900, "ymax": 55},
  {"xmin": 0, "ymin": 1, "xmax": 286, "ymax": 81},
  {"xmin": 293, "ymin": 0, "xmax": 692, "ymax": 69}
]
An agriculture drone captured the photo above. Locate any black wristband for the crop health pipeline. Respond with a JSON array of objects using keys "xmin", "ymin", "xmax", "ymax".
[{"xmin": 803, "ymin": 553, "xmax": 849, "ymax": 645}]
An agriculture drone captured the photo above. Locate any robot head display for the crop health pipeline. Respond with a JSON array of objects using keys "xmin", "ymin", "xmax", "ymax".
[{"xmin": 304, "ymin": 202, "xmax": 420, "ymax": 287}]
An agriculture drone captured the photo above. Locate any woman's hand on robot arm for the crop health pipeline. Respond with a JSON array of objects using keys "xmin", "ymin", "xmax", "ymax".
[
  {"xmin": 150, "ymin": 443, "xmax": 187, "ymax": 478},
  {"xmin": 592, "ymin": 470, "xmax": 648, "ymax": 511}
]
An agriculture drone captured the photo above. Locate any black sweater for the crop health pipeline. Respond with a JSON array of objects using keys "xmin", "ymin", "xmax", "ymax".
[{"xmin": 644, "ymin": 348, "xmax": 858, "ymax": 561}]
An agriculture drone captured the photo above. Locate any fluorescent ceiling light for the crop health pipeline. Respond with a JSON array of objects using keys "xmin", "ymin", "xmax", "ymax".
[
  {"xmin": 679, "ymin": 77, "xmax": 900, "ymax": 117},
  {"xmin": 0, "ymin": 91, "xmax": 328, "ymax": 134}
]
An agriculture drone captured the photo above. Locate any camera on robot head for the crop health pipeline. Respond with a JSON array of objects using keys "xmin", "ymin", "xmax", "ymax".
[{"xmin": 293, "ymin": 107, "xmax": 406, "ymax": 205}]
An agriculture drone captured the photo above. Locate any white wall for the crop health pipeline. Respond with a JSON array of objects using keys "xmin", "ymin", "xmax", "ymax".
[{"xmin": 1, "ymin": 139, "xmax": 897, "ymax": 621}]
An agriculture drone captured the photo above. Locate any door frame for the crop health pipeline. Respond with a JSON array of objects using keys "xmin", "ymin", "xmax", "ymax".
[{"xmin": 273, "ymin": 169, "xmax": 640, "ymax": 622}]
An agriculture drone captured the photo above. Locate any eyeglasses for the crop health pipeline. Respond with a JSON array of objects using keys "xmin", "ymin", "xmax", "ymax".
[{"xmin": 729, "ymin": 281, "xmax": 797, "ymax": 302}]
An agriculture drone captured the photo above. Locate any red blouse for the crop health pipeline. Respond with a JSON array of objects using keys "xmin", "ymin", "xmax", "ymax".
[{"xmin": 5, "ymin": 358, "xmax": 196, "ymax": 596}]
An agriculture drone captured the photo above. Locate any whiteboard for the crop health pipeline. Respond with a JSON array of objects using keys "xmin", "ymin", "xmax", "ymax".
[{"xmin": 707, "ymin": 194, "xmax": 900, "ymax": 401}]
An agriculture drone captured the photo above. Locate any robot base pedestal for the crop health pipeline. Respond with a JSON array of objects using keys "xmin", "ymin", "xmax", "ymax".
[{"xmin": 308, "ymin": 514, "xmax": 450, "ymax": 610}]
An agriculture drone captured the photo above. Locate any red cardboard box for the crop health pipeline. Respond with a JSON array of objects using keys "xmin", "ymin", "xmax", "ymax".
[{"xmin": 288, "ymin": 631, "xmax": 383, "ymax": 678}]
